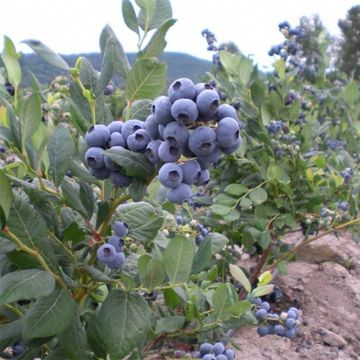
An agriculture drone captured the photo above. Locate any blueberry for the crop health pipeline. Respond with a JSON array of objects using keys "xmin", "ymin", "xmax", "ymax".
[
  {"xmin": 251, "ymin": 297, "xmax": 263, "ymax": 306},
  {"xmin": 158, "ymin": 141, "xmax": 181, "ymax": 163},
  {"xmin": 213, "ymin": 342, "xmax": 225, "ymax": 355},
  {"xmin": 152, "ymin": 96, "xmax": 173, "ymax": 125},
  {"xmin": 188, "ymin": 126, "xmax": 217, "ymax": 156},
  {"xmin": 197, "ymin": 146, "xmax": 222, "ymax": 168},
  {"xmin": 144, "ymin": 114, "xmax": 161, "ymax": 140},
  {"xmin": 215, "ymin": 355, "xmax": 228, "ymax": 360},
  {"xmin": 107, "ymin": 120, "xmax": 123, "ymax": 134},
  {"xmin": 285, "ymin": 318, "xmax": 296, "ymax": 330},
  {"xmin": 192, "ymin": 351, "xmax": 202, "ymax": 358},
  {"xmin": 194, "ymin": 82, "xmax": 215, "ymax": 99},
  {"xmin": 85, "ymin": 124, "xmax": 110, "ymax": 148},
  {"xmin": 196, "ymin": 89, "xmax": 220, "ymax": 119},
  {"xmin": 97, "ymin": 244, "xmax": 117, "ymax": 263},
  {"xmin": 85, "ymin": 147, "xmax": 105, "ymax": 169},
  {"xmin": 181, "ymin": 141, "xmax": 196, "ymax": 158},
  {"xmin": 199, "ymin": 343, "xmax": 214, "ymax": 355},
  {"xmin": 255, "ymin": 308, "xmax": 268, "ymax": 320},
  {"xmin": 166, "ymin": 183, "xmax": 192, "ymax": 203},
  {"xmin": 112, "ymin": 221, "xmax": 129, "ymax": 237},
  {"xmin": 89, "ymin": 166, "xmax": 110, "ymax": 180},
  {"xmin": 337, "ymin": 201, "xmax": 349, "ymax": 211},
  {"xmin": 145, "ymin": 140, "xmax": 162, "ymax": 164},
  {"xmin": 195, "ymin": 234, "xmax": 204, "ymax": 244},
  {"xmin": 171, "ymin": 98, "xmax": 199, "ymax": 125},
  {"xmin": 174, "ymin": 350, "xmax": 186, "ymax": 358},
  {"xmin": 158, "ymin": 163, "xmax": 183, "ymax": 188},
  {"xmin": 261, "ymin": 301, "xmax": 271, "ymax": 312},
  {"xmin": 194, "ymin": 169, "xmax": 210, "ymax": 186},
  {"xmin": 216, "ymin": 104, "xmax": 238, "ymax": 121},
  {"xmin": 180, "ymin": 159, "xmax": 201, "ymax": 185},
  {"xmin": 224, "ymin": 349, "xmax": 235, "ymax": 360},
  {"xmin": 127, "ymin": 129, "xmax": 151, "ymax": 152},
  {"xmin": 176, "ymin": 215, "xmax": 184, "ymax": 225},
  {"xmin": 0, "ymin": 145, "xmax": 6, "ymax": 153},
  {"xmin": 274, "ymin": 324, "xmax": 286, "ymax": 336},
  {"xmin": 109, "ymin": 132, "xmax": 125, "ymax": 147},
  {"xmin": 158, "ymin": 124, "xmax": 165, "ymax": 139},
  {"xmin": 216, "ymin": 117, "xmax": 240, "ymax": 148},
  {"xmin": 202, "ymin": 355, "xmax": 216, "ymax": 360},
  {"xmin": 220, "ymin": 138, "xmax": 241, "ymax": 154},
  {"xmin": 107, "ymin": 251, "xmax": 125, "ymax": 269},
  {"xmin": 121, "ymin": 119, "xmax": 145, "ymax": 140},
  {"xmin": 107, "ymin": 235, "xmax": 124, "ymax": 252},
  {"xmin": 288, "ymin": 307, "xmax": 299, "ymax": 317},
  {"xmin": 163, "ymin": 121, "xmax": 190, "ymax": 146},
  {"xmin": 110, "ymin": 170, "xmax": 131, "ymax": 187},
  {"xmin": 287, "ymin": 310, "xmax": 298, "ymax": 319},
  {"xmin": 285, "ymin": 328, "xmax": 297, "ymax": 339},
  {"xmin": 168, "ymin": 77, "xmax": 196, "ymax": 103},
  {"xmin": 257, "ymin": 325, "xmax": 269, "ymax": 337}
]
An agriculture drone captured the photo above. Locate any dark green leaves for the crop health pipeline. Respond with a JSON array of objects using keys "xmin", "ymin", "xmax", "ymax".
[
  {"xmin": 22, "ymin": 39, "xmax": 70, "ymax": 70},
  {"xmin": 126, "ymin": 58, "xmax": 167, "ymax": 101},
  {"xmin": 105, "ymin": 146, "xmax": 154, "ymax": 179},
  {"xmin": 0, "ymin": 269, "xmax": 55, "ymax": 304},
  {"xmin": 163, "ymin": 236, "xmax": 194, "ymax": 284},
  {"xmin": 22, "ymin": 289, "xmax": 76, "ymax": 341},
  {"xmin": 0, "ymin": 169, "xmax": 13, "ymax": 220},
  {"xmin": 116, "ymin": 202, "xmax": 163, "ymax": 242},
  {"xmin": 95, "ymin": 290, "xmax": 153, "ymax": 359},
  {"xmin": 47, "ymin": 125, "xmax": 75, "ymax": 187}
]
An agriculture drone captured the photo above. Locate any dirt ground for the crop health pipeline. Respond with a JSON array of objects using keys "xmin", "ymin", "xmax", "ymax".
[{"xmin": 234, "ymin": 231, "xmax": 360, "ymax": 360}]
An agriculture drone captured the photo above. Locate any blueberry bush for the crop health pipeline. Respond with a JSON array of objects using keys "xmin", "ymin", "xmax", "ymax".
[{"xmin": 0, "ymin": 1, "xmax": 360, "ymax": 359}]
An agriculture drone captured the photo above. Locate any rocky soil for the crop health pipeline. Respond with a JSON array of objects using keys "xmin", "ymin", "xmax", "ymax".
[{"xmin": 234, "ymin": 230, "xmax": 360, "ymax": 360}]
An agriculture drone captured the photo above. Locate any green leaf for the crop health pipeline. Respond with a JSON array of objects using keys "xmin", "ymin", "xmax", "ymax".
[
  {"xmin": 163, "ymin": 236, "xmax": 194, "ymax": 284},
  {"xmin": 0, "ymin": 170, "xmax": 13, "ymax": 220},
  {"xmin": 20, "ymin": 93, "xmax": 42, "ymax": 147},
  {"xmin": 250, "ymin": 80, "xmax": 265, "ymax": 109},
  {"xmin": 117, "ymin": 202, "xmax": 163, "ymax": 243},
  {"xmin": 240, "ymin": 197, "xmax": 252, "ymax": 209},
  {"xmin": 126, "ymin": 58, "xmax": 167, "ymax": 101},
  {"xmin": 22, "ymin": 289, "xmax": 76, "ymax": 341},
  {"xmin": 0, "ymin": 319, "xmax": 22, "ymax": 352},
  {"xmin": 258, "ymin": 271, "xmax": 272, "ymax": 286},
  {"xmin": 137, "ymin": 0, "xmax": 172, "ymax": 31},
  {"xmin": 212, "ymin": 284, "xmax": 236, "ymax": 320},
  {"xmin": 0, "ymin": 269, "xmax": 55, "ymax": 305},
  {"xmin": 249, "ymin": 188, "xmax": 267, "ymax": 205},
  {"xmin": 138, "ymin": 255, "xmax": 165, "ymax": 291},
  {"xmin": 123, "ymin": 99, "xmax": 152, "ymax": 121},
  {"xmin": 155, "ymin": 315, "xmax": 185, "ymax": 335},
  {"xmin": 86, "ymin": 310, "xmax": 107, "ymax": 358},
  {"xmin": 79, "ymin": 180, "xmax": 94, "ymax": 219},
  {"xmin": 0, "ymin": 235, "xmax": 16, "ymax": 253},
  {"xmin": 1, "ymin": 36, "xmax": 22, "ymax": 87},
  {"xmin": 122, "ymin": 0, "xmax": 139, "ymax": 35},
  {"xmin": 251, "ymin": 284, "xmax": 274, "ymax": 298},
  {"xmin": 47, "ymin": 125, "xmax": 75, "ymax": 187},
  {"xmin": 192, "ymin": 238, "xmax": 212, "ymax": 273},
  {"xmin": 211, "ymin": 204, "xmax": 231, "ymax": 216},
  {"xmin": 79, "ymin": 264, "xmax": 112, "ymax": 282},
  {"xmin": 79, "ymin": 57, "xmax": 99, "ymax": 94},
  {"xmin": 99, "ymin": 25, "xmax": 131, "ymax": 81},
  {"xmin": 61, "ymin": 177, "xmax": 89, "ymax": 219},
  {"xmin": 224, "ymin": 183, "xmax": 248, "ymax": 196},
  {"xmin": 141, "ymin": 18, "xmax": 176, "ymax": 58},
  {"xmin": 105, "ymin": 146, "xmax": 154, "ymax": 179},
  {"xmin": 267, "ymin": 162, "xmax": 290, "ymax": 184},
  {"xmin": 96, "ymin": 290, "xmax": 153, "ymax": 359},
  {"xmin": 205, "ymin": 232, "xmax": 229, "ymax": 254},
  {"xmin": 57, "ymin": 308, "xmax": 88, "ymax": 360},
  {"xmin": 22, "ymin": 39, "xmax": 70, "ymax": 71},
  {"xmin": 229, "ymin": 264, "xmax": 251, "ymax": 293}
]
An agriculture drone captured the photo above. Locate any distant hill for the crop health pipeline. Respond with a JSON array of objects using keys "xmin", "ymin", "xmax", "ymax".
[{"xmin": 17, "ymin": 52, "xmax": 212, "ymax": 87}]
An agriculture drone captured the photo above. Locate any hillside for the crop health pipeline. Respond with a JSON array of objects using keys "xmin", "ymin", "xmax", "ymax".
[{"xmin": 17, "ymin": 52, "xmax": 212, "ymax": 87}]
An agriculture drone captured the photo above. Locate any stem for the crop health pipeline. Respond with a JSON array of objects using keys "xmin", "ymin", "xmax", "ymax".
[
  {"xmin": 48, "ymin": 232, "xmax": 76, "ymax": 262},
  {"xmin": 5, "ymin": 304, "xmax": 23, "ymax": 318},
  {"xmin": 4, "ymin": 228, "xmax": 67, "ymax": 289},
  {"xmin": 270, "ymin": 217, "xmax": 360, "ymax": 271}
]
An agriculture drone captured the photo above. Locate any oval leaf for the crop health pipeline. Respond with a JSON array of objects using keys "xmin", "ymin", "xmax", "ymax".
[
  {"xmin": 229, "ymin": 264, "xmax": 251, "ymax": 293},
  {"xmin": 249, "ymin": 188, "xmax": 268, "ymax": 205}
]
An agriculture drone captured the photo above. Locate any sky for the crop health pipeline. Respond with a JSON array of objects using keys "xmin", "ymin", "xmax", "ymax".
[{"xmin": 0, "ymin": 0, "xmax": 358, "ymax": 69}]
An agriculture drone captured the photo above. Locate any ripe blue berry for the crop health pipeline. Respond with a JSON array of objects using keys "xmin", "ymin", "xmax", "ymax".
[
  {"xmin": 90, "ymin": 167, "xmax": 110, "ymax": 180},
  {"xmin": 171, "ymin": 98, "xmax": 198, "ymax": 125},
  {"xmin": 112, "ymin": 221, "xmax": 129, "ymax": 237},
  {"xmin": 255, "ymin": 308, "xmax": 268, "ymax": 320},
  {"xmin": 274, "ymin": 324, "xmax": 286, "ymax": 336},
  {"xmin": 257, "ymin": 325, "xmax": 269, "ymax": 337},
  {"xmin": 158, "ymin": 163, "xmax": 184, "ymax": 188},
  {"xmin": 85, "ymin": 124, "xmax": 110, "ymax": 148},
  {"xmin": 85, "ymin": 147, "xmax": 105, "ymax": 169},
  {"xmin": 285, "ymin": 318, "xmax": 296, "ymax": 330},
  {"xmin": 199, "ymin": 343, "xmax": 213, "ymax": 355},
  {"xmin": 145, "ymin": 140, "xmax": 162, "ymax": 164},
  {"xmin": 97, "ymin": 244, "xmax": 117, "ymax": 263},
  {"xmin": 163, "ymin": 121, "xmax": 190, "ymax": 146},
  {"xmin": 110, "ymin": 170, "xmax": 131, "ymax": 187},
  {"xmin": 176, "ymin": 215, "xmax": 184, "ymax": 225},
  {"xmin": 194, "ymin": 169, "xmax": 210, "ymax": 186},
  {"xmin": 180, "ymin": 159, "xmax": 201, "ymax": 185},
  {"xmin": 285, "ymin": 328, "xmax": 297, "ymax": 339},
  {"xmin": 107, "ymin": 235, "xmax": 124, "ymax": 252},
  {"xmin": 261, "ymin": 301, "xmax": 271, "ymax": 312},
  {"xmin": 107, "ymin": 120, "xmax": 123, "ymax": 134},
  {"xmin": 202, "ymin": 355, "xmax": 216, "ymax": 360},
  {"xmin": 127, "ymin": 129, "xmax": 151, "ymax": 152},
  {"xmin": 152, "ymin": 96, "xmax": 173, "ymax": 125},
  {"xmin": 224, "ymin": 349, "xmax": 235, "ymax": 360},
  {"xmin": 216, "ymin": 104, "xmax": 238, "ymax": 121},
  {"xmin": 107, "ymin": 251, "xmax": 126, "ymax": 269},
  {"xmin": 213, "ymin": 342, "xmax": 225, "ymax": 355},
  {"xmin": 144, "ymin": 114, "xmax": 161, "ymax": 140},
  {"xmin": 168, "ymin": 78, "xmax": 196, "ymax": 103},
  {"xmin": 158, "ymin": 141, "xmax": 181, "ymax": 163},
  {"xmin": 166, "ymin": 183, "xmax": 192, "ymax": 203},
  {"xmin": 194, "ymin": 82, "xmax": 215, "ymax": 99},
  {"xmin": 215, "ymin": 355, "xmax": 228, "ymax": 360},
  {"xmin": 196, "ymin": 89, "xmax": 220, "ymax": 119},
  {"xmin": 221, "ymin": 138, "xmax": 241, "ymax": 154},
  {"xmin": 109, "ymin": 132, "xmax": 125, "ymax": 147},
  {"xmin": 121, "ymin": 119, "xmax": 145, "ymax": 140},
  {"xmin": 197, "ymin": 147, "xmax": 222, "ymax": 168},
  {"xmin": 188, "ymin": 126, "xmax": 217, "ymax": 156},
  {"xmin": 287, "ymin": 310, "xmax": 298, "ymax": 319},
  {"xmin": 216, "ymin": 117, "xmax": 240, "ymax": 148}
]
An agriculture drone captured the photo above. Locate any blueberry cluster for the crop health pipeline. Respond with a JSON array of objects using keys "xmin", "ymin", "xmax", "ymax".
[
  {"xmin": 201, "ymin": 29, "xmax": 218, "ymax": 52},
  {"xmin": 341, "ymin": 167, "xmax": 353, "ymax": 184},
  {"xmin": 152, "ymin": 78, "xmax": 241, "ymax": 203},
  {"xmin": 175, "ymin": 216, "xmax": 210, "ymax": 245},
  {"xmin": 326, "ymin": 139, "xmax": 345, "ymax": 151},
  {"xmin": 252, "ymin": 297, "xmax": 301, "ymax": 339},
  {"xmin": 96, "ymin": 221, "xmax": 128, "ymax": 269},
  {"xmin": 191, "ymin": 342, "xmax": 235, "ymax": 359}
]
